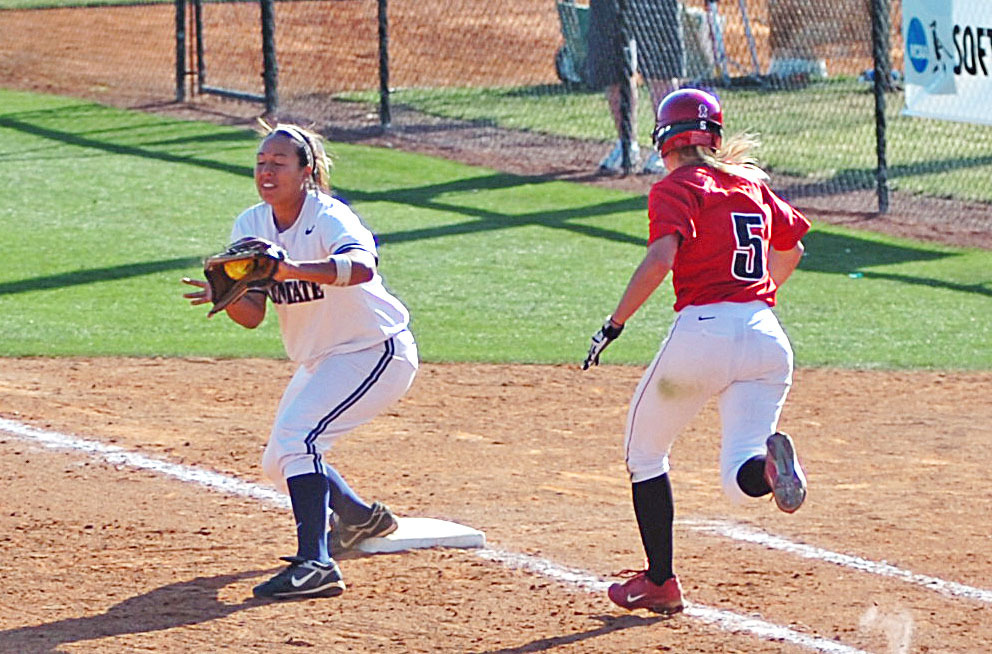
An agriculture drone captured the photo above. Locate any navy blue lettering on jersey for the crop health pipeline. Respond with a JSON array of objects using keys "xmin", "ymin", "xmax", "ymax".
[{"xmin": 268, "ymin": 280, "xmax": 326, "ymax": 305}]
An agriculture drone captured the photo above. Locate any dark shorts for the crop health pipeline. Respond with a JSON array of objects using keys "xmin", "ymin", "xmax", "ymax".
[{"xmin": 586, "ymin": 0, "xmax": 685, "ymax": 88}]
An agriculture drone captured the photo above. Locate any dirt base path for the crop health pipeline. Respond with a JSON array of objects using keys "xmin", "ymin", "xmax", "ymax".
[{"xmin": 1, "ymin": 358, "xmax": 990, "ymax": 653}]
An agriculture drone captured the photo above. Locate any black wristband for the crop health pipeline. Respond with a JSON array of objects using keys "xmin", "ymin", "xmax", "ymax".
[{"xmin": 604, "ymin": 317, "xmax": 624, "ymax": 339}]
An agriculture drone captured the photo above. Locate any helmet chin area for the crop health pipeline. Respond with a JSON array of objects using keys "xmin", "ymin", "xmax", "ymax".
[
  {"xmin": 655, "ymin": 120, "xmax": 722, "ymax": 155},
  {"xmin": 660, "ymin": 135, "xmax": 722, "ymax": 156}
]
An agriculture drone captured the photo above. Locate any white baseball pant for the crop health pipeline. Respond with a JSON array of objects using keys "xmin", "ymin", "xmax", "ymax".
[
  {"xmin": 261, "ymin": 329, "xmax": 418, "ymax": 491},
  {"xmin": 623, "ymin": 301, "xmax": 793, "ymax": 503}
]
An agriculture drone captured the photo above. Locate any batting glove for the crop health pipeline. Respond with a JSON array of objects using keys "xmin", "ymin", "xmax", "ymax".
[{"xmin": 582, "ymin": 316, "xmax": 624, "ymax": 370}]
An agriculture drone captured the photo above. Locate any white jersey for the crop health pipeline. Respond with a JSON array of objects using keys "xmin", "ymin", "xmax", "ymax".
[{"xmin": 230, "ymin": 190, "xmax": 410, "ymax": 364}]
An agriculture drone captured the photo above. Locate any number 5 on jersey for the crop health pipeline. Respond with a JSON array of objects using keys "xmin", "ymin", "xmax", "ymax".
[{"xmin": 731, "ymin": 212, "xmax": 765, "ymax": 281}]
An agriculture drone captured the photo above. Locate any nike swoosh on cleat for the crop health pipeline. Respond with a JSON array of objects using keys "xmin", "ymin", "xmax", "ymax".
[
  {"xmin": 290, "ymin": 569, "xmax": 321, "ymax": 588},
  {"xmin": 698, "ymin": 316, "xmax": 715, "ymax": 321},
  {"xmin": 626, "ymin": 592, "xmax": 647, "ymax": 603},
  {"xmin": 305, "ymin": 226, "xmax": 315, "ymax": 234}
]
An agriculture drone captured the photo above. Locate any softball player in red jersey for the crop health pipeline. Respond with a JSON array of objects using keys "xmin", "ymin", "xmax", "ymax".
[
  {"xmin": 183, "ymin": 123, "xmax": 417, "ymax": 600},
  {"xmin": 582, "ymin": 88, "xmax": 810, "ymax": 615}
]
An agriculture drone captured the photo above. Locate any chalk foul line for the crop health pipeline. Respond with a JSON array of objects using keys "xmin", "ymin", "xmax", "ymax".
[
  {"xmin": 474, "ymin": 549, "xmax": 870, "ymax": 654},
  {"xmin": 0, "ymin": 417, "xmax": 291, "ymax": 510},
  {"xmin": 0, "ymin": 416, "xmax": 917, "ymax": 654},
  {"xmin": 683, "ymin": 519, "xmax": 992, "ymax": 604}
]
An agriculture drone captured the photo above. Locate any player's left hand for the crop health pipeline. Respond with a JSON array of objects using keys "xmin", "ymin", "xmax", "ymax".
[{"xmin": 582, "ymin": 316, "xmax": 624, "ymax": 370}]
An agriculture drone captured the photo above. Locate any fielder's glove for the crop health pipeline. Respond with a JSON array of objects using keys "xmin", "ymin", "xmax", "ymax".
[
  {"xmin": 582, "ymin": 316, "xmax": 624, "ymax": 370},
  {"xmin": 203, "ymin": 236, "xmax": 286, "ymax": 317}
]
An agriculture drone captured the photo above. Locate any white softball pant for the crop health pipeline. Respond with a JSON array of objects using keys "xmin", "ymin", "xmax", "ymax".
[
  {"xmin": 624, "ymin": 301, "xmax": 793, "ymax": 503},
  {"xmin": 261, "ymin": 329, "xmax": 418, "ymax": 491}
]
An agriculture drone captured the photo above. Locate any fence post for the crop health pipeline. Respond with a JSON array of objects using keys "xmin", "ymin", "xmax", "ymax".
[
  {"xmin": 193, "ymin": 0, "xmax": 205, "ymax": 94},
  {"xmin": 260, "ymin": 0, "xmax": 279, "ymax": 115},
  {"xmin": 870, "ymin": 0, "xmax": 890, "ymax": 213},
  {"xmin": 617, "ymin": 0, "xmax": 634, "ymax": 175},
  {"xmin": 175, "ymin": 0, "xmax": 186, "ymax": 102},
  {"xmin": 378, "ymin": 0, "xmax": 391, "ymax": 128}
]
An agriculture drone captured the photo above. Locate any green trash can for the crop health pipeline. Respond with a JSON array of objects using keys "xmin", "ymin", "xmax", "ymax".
[
  {"xmin": 555, "ymin": 1, "xmax": 591, "ymax": 87},
  {"xmin": 555, "ymin": 2, "xmax": 720, "ymax": 87}
]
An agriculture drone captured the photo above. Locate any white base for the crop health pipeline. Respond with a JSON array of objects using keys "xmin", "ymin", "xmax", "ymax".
[{"xmin": 355, "ymin": 517, "xmax": 486, "ymax": 554}]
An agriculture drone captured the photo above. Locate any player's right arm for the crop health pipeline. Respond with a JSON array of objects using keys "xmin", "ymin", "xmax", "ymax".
[{"xmin": 610, "ymin": 233, "xmax": 680, "ymax": 325}]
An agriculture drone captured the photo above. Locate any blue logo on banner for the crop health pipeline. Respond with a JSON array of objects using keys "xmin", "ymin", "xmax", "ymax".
[{"xmin": 907, "ymin": 17, "xmax": 929, "ymax": 73}]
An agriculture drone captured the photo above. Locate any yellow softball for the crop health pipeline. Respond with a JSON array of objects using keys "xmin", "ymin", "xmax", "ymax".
[{"xmin": 223, "ymin": 258, "xmax": 254, "ymax": 280}]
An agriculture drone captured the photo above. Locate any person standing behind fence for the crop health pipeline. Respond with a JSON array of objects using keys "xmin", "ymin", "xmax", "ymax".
[{"xmin": 587, "ymin": 0, "xmax": 686, "ymax": 175}]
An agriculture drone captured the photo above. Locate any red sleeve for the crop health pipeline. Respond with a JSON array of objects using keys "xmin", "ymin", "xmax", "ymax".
[
  {"xmin": 763, "ymin": 185, "xmax": 811, "ymax": 250},
  {"xmin": 648, "ymin": 176, "xmax": 699, "ymax": 245}
]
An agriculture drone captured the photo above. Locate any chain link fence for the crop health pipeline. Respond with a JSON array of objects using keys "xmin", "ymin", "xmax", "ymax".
[{"xmin": 2, "ymin": 0, "xmax": 991, "ymax": 231}]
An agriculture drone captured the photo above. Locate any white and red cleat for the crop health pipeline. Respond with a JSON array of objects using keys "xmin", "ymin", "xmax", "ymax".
[
  {"xmin": 764, "ymin": 432, "xmax": 807, "ymax": 513},
  {"xmin": 608, "ymin": 571, "xmax": 684, "ymax": 614}
]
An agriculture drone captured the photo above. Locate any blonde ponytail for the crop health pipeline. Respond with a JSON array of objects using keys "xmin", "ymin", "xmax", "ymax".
[{"xmin": 696, "ymin": 132, "xmax": 768, "ymax": 183}]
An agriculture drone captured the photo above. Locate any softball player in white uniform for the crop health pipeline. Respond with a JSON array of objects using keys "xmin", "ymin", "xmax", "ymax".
[{"xmin": 183, "ymin": 124, "xmax": 417, "ymax": 600}]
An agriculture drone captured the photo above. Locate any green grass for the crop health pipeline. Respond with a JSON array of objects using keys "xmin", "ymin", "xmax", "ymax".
[
  {"xmin": 341, "ymin": 79, "xmax": 992, "ymax": 204},
  {"xmin": 1, "ymin": 88, "xmax": 989, "ymax": 368}
]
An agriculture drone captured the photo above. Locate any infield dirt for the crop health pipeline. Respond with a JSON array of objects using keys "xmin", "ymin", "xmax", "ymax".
[{"xmin": 1, "ymin": 359, "xmax": 991, "ymax": 652}]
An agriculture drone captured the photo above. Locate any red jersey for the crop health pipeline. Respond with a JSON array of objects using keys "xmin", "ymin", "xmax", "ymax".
[{"xmin": 648, "ymin": 165, "xmax": 810, "ymax": 311}]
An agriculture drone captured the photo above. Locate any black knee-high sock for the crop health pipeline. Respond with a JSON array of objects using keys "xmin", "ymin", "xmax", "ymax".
[
  {"xmin": 324, "ymin": 464, "xmax": 372, "ymax": 525},
  {"xmin": 736, "ymin": 455, "xmax": 772, "ymax": 497},
  {"xmin": 631, "ymin": 473, "xmax": 675, "ymax": 586},
  {"xmin": 287, "ymin": 472, "xmax": 331, "ymax": 563}
]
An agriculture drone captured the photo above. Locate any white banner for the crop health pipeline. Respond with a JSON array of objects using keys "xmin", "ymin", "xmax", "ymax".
[{"xmin": 903, "ymin": 0, "xmax": 992, "ymax": 125}]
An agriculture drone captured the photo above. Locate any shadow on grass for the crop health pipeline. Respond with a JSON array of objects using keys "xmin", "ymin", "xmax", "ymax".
[
  {"xmin": 0, "ymin": 256, "xmax": 202, "ymax": 296},
  {"xmin": 859, "ymin": 270, "xmax": 992, "ymax": 297},
  {"xmin": 0, "ymin": 109, "xmax": 253, "ymax": 177},
  {"xmin": 1, "ymin": 105, "xmax": 645, "ymax": 245},
  {"xmin": 338, "ymin": 173, "xmax": 647, "ymax": 247},
  {"xmin": 774, "ymin": 157, "xmax": 992, "ymax": 201},
  {"xmin": 2, "ymin": 103, "xmax": 983, "ymax": 298},
  {"xmin": 798, "ymin": 231, "xmax": 992, "ymax": 296},
  {"xmin": 345, "ymin": 177, "xmax": 978, "ymax": 305},
  {"xmin": 5, "ymin": 192, "xmax": 976, "ymax": 299},
  {"xmin": 799, "ymin": 231, "xmax": 952, "ymax": 273}
]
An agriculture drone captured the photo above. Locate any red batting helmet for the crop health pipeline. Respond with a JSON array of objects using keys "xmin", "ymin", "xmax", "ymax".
[{"xmin": 651, "ymin": 89, "xmax": 723, "ymax": 156}]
